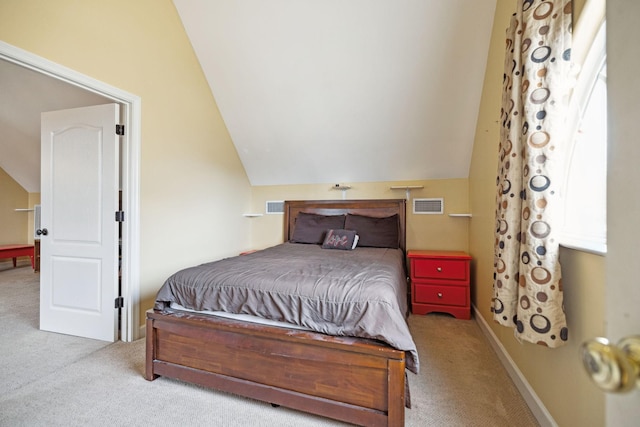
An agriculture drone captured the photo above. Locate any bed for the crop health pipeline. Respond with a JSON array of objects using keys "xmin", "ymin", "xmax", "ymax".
[{"xmin": 145, "ymin": 199, "xmax": 417, "ymax": 426}]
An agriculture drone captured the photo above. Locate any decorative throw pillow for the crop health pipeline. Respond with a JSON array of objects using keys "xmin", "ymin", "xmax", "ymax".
[
  {"xmin": 344, "ymin": 213, "xmax": 399, "ymax": 248},
  {"xmin": 290, "ymin": 212, "xmax": 346, "ymax": 244},
  {"xmin": 321, "ymin": 229, "xmax": 359, "ymax": 250}
]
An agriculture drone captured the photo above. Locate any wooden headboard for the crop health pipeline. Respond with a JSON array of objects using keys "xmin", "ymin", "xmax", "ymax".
[{"xmin": 283, "ymin": 199, "xmax": 407, "ymax": 253}]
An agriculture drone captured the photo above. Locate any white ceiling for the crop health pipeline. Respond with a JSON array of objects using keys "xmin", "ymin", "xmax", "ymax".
[
  {"xmin": 0, "ymin": 58, "xmax": 110, "ymax": 193},
  {"xmin": 0, "ymin": 1, "xmax": 497, "ymax": 194},
  {"xmin": 173, "ymin": 0, "xmax": 497, "ymax": 186}
]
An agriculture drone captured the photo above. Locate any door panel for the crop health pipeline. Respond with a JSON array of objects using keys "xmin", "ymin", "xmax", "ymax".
[
  {"xmin": 51, "ymin": 128, "xmax": 102, "ymax": 242},
  {"xmin": 40, "ymin": 103, "xmax": 119, "ymax": 342},
  {"xmin": 51, "ymin": 257, "xmax": 101, "ymax": 311}
]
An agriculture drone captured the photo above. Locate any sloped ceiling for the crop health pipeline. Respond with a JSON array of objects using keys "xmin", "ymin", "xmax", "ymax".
[
  {"xmin": 173, "ymin": 0, "xmax": 497, "ymax": 186},
  {"xmin": 0, "ymin": 58, "xmax": 111, "ymax": 193},
  {"xmin": 1, "ymin": 1, "xmax": 497, "ymax": 194}
]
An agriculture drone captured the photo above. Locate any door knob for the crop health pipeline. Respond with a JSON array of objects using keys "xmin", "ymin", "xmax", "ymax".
[
  {"xmin": 36, "ymin": 228, "xmax": 48, "ymax": 236},
  {"xmin": 581, "ymin": 335, "xmax": 640, "ymax": 393}
]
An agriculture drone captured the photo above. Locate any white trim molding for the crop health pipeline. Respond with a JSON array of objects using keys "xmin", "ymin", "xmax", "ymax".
[{"xmin": 473, "ymin": 305, "xmax": 558, "ymax": 427}]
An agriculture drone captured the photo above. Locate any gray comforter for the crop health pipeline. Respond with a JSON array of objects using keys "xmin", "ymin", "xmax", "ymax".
[{"xmin": 154, "ymin": 242, "xmax": 419, "ymax": 373}]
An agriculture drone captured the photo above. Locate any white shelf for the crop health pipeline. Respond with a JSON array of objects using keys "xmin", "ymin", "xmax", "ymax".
[
  {"xmin": 242, "ymin": 213, "xmax": 263, "ymax": 217},
  {"xmin": 449, "ymin": 213, "xmax": 472, "ymax": 217},
  {"xmin": 389, "ymin": 185, "xmax": 424, "ymax": 190},
  {"xmin": 390, "ymin": 185, "xmax": 424, "ymax": 199}
]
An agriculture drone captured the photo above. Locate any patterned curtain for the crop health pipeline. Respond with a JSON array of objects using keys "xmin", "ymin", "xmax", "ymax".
[{"xmin": 492, "ymin": 0, "xmax": 572, "ymax": 347}]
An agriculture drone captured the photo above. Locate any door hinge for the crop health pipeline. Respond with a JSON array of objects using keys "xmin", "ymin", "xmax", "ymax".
[
  {"xmin": 116, "ymin": 124, "xmax": 125, "ymax": 136},
  {"xmin": 115, "ymin": 211, "xmax": 125, "ymax": 222},
  {"xmin": 115, "ymin": 296, "xmax": 124, "ymax": 309}
]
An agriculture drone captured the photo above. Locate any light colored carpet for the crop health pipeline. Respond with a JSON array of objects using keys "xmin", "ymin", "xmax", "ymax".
[{"xmin": 0, "ymin": 263, "xmax": 539, "ymax": 426}]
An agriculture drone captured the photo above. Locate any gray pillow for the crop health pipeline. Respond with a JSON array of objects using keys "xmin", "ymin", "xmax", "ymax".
[
  {"xmin": 344, "ymin": 213, "xmax": 399, "ymax": 248},
  {"xmin": 290, "ymin": 212, "xmax": 346, "ymax": 244},
  {"xmin": 321, "ymin": 229, "xmax": 359, "ymax": 250}
]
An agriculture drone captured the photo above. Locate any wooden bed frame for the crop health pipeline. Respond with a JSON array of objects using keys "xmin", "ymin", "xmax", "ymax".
[{"xmin": 146, "ymin": 199, "xmax": 409, "ymax": 426}]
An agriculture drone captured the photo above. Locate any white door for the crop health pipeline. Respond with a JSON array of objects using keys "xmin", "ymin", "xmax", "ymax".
[
  {"xmin": 606, "ymin": 1, "xmax": 640, "ymax": 423},
  {"xmin": 40, "ymin": 103, "xmax": 120, "ymax": 342}
]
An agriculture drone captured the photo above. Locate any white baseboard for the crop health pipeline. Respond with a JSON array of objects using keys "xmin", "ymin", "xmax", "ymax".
[
  {"xmin": 138, "ymin": 324, "xmax": 146, "ymax": 339},
  {"xmin": 472, "ymin": 305, "xmax": 557, "ymax": 427}
]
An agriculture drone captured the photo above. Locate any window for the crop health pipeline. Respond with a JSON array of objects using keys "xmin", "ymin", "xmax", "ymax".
[{"xmin": 559, "ymin": 20, "xmax": 607, "ymax": 254}]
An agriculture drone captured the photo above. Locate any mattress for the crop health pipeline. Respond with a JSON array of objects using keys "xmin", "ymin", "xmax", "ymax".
[{"xmin": 154, "ymin": 242, "xmax": 419, "ymax": 373}]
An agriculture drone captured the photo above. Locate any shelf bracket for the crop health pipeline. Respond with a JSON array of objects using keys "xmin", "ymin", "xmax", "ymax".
[
  {"xmin": 331, "ymin": 185, "xmax": 352, "ymax": 200},
  {"xmin": 390, "ymin": 185, "xmax": 424, "ymax": 200}
]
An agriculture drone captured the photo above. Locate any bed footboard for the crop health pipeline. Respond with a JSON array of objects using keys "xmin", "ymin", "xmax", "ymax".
[{"xmin": 145, "ymin": 309, "xmax": 406, "ymax": 426}]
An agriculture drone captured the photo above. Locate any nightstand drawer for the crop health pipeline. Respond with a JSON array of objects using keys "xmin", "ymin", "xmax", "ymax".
[
  {"xmin": 412, "ymin": 258, "xmax": 468, "ymax": 281},
  {"xmin": 414, "ymin": 284, "xmax": 467, "ymax": 306}
]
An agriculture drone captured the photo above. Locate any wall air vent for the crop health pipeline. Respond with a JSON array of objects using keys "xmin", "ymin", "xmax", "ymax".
[
  {"xmin": 265, "ymin": 200, "xmax": 285, "ymax": 214},
  {"xmin": 413, "ymin": 198, "xmax": 444, "ymax": 214}
]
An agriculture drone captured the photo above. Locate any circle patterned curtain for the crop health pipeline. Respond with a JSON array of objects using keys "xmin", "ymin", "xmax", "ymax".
[{"xmin": 492, "ymin": 0, "xmax": 573, "ymax": 347}]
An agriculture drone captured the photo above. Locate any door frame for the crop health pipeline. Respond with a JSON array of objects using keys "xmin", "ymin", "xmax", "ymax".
[{"xmin": 0, "ymin": 41, "xmax": 141, "ymax": 342}]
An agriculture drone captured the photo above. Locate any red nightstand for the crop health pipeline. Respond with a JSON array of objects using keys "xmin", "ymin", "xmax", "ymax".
[{"xmin": 407, "ymin": 250, "xmax": 472, "ymax": 320}]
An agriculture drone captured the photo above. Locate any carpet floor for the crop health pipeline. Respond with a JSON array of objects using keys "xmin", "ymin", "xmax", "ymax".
[{"xmin": 0, "ymin": 263, "xmax": 539, "ymax": 426}]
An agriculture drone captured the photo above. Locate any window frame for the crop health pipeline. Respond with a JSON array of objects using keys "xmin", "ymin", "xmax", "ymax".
[{"xmin": 558, "ymin": 20, "xmax": 607, "ymax": 255}]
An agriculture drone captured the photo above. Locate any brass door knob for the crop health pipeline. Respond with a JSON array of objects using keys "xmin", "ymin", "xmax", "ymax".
[{"xmin": 580, "ymin": 335, "xmax": 640, "ymax": 393}]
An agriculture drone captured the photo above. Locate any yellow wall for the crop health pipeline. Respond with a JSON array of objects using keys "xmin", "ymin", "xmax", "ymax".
[
  {"xmin": 0, "ymin": 0, "xmax": 253, "ymax": 324},
  {"xmin": 250, "ymin": 179, "xmax": 469, "ymax": 252},
  {"xmin": 0, "ymin": 167, "xmax": 29, "ymax": 246},
  {"xmin": 468, "ymin": 1, "xmax": 605, "ymax": 426},
  {"xmin": 0, "ymin": 1, "xmax": 609, "ymax": 423}
]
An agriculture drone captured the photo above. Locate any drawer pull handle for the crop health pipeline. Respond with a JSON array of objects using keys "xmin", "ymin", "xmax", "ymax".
[
  {"xmin": 436, "ymin": 267, "xmax": 442, "ymax": 272},
  {"xmin": 437, "ymin": 292, "xmax": 443, "ymax": 298}
]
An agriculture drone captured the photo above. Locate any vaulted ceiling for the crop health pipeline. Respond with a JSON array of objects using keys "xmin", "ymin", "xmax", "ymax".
[
  {"xmin": 173, "ymin": 0, "xmax": 497, "ymax": 185},
  {"xmin": 0, "ymin": 58, "xmax": 110, "ymax": 193},
  {"xmin": 0, "ymin": 1, "xmax": 497, "ymax": 193}
]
